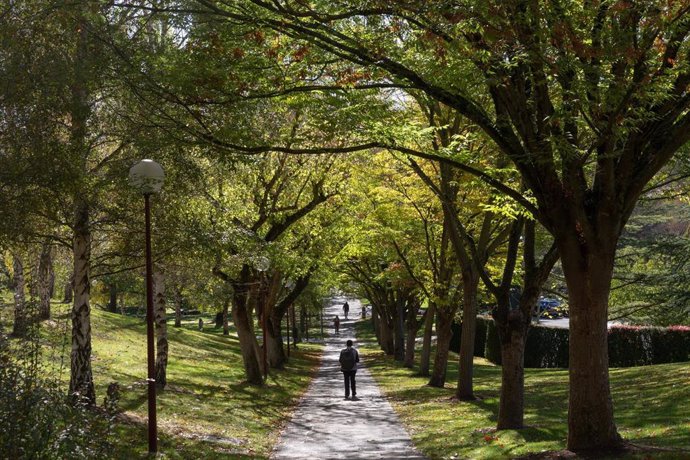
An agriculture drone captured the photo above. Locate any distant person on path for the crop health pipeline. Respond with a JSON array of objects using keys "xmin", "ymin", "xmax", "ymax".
[
  {"xmin": 333, "ymin": 315, "xmax": 340, "ymax": 335},
  {"xmin": 342, "ymin": 301, "xmax": 349, "ymax": 319},
  {"xmin": 339, "ymin": 339, "xmax": 359, "ymax": 399}
]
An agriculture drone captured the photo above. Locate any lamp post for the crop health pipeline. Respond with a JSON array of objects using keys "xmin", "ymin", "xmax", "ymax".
[{"xmin": 129, "ymin": 159, "xmax": 164, "ymax": 455}]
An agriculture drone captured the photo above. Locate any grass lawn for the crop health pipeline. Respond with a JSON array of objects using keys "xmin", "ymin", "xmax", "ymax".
[
  {"xmin": 355, "ymin": 319, "xmax": 690, "ymax": 460},
  {"xmin": 2, "ymin": 301, "xmax": 321, "ymax": 459}
]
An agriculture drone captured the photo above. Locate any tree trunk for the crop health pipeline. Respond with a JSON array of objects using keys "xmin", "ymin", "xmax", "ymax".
[
  {"xmin": 290, "ymin": 303, "xmax": 299, "ymax": 345},
  {"xmin": 29, "ymin": 250, "xmax": 39, "ymax": 299},
  {"xmin": 404, "ymin": 301, "xmax": 422, "ymax": 368},
  {"xmin": 429, "ymin": 309, "xmax": 453, "ymax": 387},
  {"xmin": 48, "ymin": 260, "xmax": 55, "ymax": 299},
  {"xmin": 378, "ymin": 316, "xmax": 395, "ymax": 355},
  {"xmin": 233, "ymin": 290, "xmax": 263, "ymax": 385},
  {"xmin": 37, "ymin": 241, "xmax": 52, "ymax": 320},
  {"xmin": 419, "ymin": 303, "xmax": 435, "ymax": 376},
  {"xmin": 173, "ymin": 285, "xmax": 182, "ymax": 327},
  {"xmin": 300, "ymin": 305, "xmax": 307, "ymax": 338},
  {"xmin": 266, "ymin": 313, "xmax": 286, "ymax": 369},
  {"xmin": 69, "ymin": 200, "xmax": 95, "ymax": 405},
  {"xmin": 154, "ymin": 270, "xmax": 168, "ymax": 390},
  {"xmin": 457, "ymin": 270, "xmax": 479, "ymax": 400},
  {"xmin": 561, "ymin": 241, "xmax": 622, "ymax": 451},
  {"xmin": 222, "ymin": 299, "xmax": 229, "ymax": 335},
  {"xmin": 496, "ymin": 312, "xmax": 529, "ymax": 429},
  {"xmin": 68, "ymin": 6, "xmax": 95, "ymax": 406},
  {"xmin": 371, "ymin": 306, "xmax": 381, "ymax": 345},
  {"xmin": 305, "ymin": 312, "xmax": 310, "ymax": 341},
  {"xmin": 394, "ymin": 298, "xmax": 405, "ymax": 362},
  {"xmin": 108, "ymin": 284, "xmax": 118, "ymax": 313},
  {"xmin": 63, "ymin": 273, "xmax": 74, "ymax": 304},
  {"xmin": 404, "ymin": 321, "xmax": 417, "ymax": 368},
  {"xmin": 11, "ymin": 253, "xmax": 27, "ymax": 337}
]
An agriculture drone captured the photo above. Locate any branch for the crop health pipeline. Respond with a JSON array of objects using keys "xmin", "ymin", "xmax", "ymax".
[
  {"xmin": 392, "ymin": 240, "xmax": 431, "ymax": 300},
  {"xmin": 263, "ymin": 183, "xmax": 332, "ymax": 241}
]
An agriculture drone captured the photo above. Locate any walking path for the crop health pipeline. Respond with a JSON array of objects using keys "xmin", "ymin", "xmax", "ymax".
[{"xmin": 271, "ymin": 297, "xmax": 426, "ymax": 460}]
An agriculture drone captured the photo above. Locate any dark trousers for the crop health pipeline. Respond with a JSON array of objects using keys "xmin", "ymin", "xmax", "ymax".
[{"xmin": 343, "ymin": 370, "xmax": 357, "ymax": 397}]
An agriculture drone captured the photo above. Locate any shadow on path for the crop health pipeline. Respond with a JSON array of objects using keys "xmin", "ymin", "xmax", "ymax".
[{"xmin": 271, "ymin": 297, "xmax": 426, "ymax": 460}]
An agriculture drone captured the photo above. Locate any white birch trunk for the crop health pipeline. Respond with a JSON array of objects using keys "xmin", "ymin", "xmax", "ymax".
[
  {"xmin": 69, "ymin": 200, "xmax": 95, "ymax": 405},
  {"xmin": 154, "ymin": 270, "xmax": 168, "ymax": 389}
]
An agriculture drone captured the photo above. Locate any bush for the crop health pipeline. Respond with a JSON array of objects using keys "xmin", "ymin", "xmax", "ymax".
[
  {"xmin": 462, "ymin": 316, "xmax": 690, "ymax": 369},
  {"xmin": 475, "ymin": 318, "xmax": 488, "ymax": 358},
  {"xmin": 608, "ymin": 325, "xmax": 654, "ymax": 367},
  {"xmin": 450, "ymin": 318, "xmax": 490, "ymax": 357},
  {"xmin": 483, "ymin": 319, "xmax": 569, "ymax": 368},
  {"xmin": 484, "ymin": 319, "xmax": 502, "ymax": 365},
  {"xmin": 654, "ymin": 326, "xmax": 690, "ymax": 363},
  {"xmin": 524, "ymin": 326, "xmax": 569, "ymax": 368},
  {"xmin": 0, "ymin": 324, "xmax": 115, "ymax": 459}
]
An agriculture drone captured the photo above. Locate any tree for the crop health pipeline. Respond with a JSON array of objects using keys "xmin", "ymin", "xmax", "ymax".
[
  {"xmin": 36, "ymin": 239, "xmax": 55, "ymax": 320},
  {"xmin": 337, "ymin": 153, "xmax": 428, "ymax": 361},
  {"xmin": 186, "ymin": 152, "xmax": 341, "ymax": 383},
  {"xmin": 188, "ymin": 1, "xmax": 690, "ymax": 450},
  {"xmin": 154, "ymin": 269, "xmax": 168, "ymax": 389},
  {"xmin": 609, "ymin": 176, "xmax": 690, "ymax": 326},
  {"xmin": 10, "ymin": 252, "xmax": 27, "ymax": 337},
  {"xmin": 0, "ymin": 0, "xmax": 166, "ymax": 405}
]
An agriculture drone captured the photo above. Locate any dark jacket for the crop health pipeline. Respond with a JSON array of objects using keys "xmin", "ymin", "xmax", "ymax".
[{"xmin": 339, "ymin": 346, "xmax": 359, "ymax": 372}]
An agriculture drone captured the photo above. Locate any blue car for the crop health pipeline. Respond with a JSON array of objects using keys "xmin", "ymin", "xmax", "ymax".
[{"xmin": 536, "ymin": 297, "xmax": 564, "ymax": 318}]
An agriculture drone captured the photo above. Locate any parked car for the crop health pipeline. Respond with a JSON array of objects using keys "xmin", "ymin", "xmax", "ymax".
[{"xmin": 536, "ymin": 297, "xmax": 568, "ymax": 319}]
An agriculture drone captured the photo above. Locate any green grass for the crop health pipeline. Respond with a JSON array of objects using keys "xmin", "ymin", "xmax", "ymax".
[
  {"xmin": 2, "ymin": 300, "xmax": 321, "ymax": 459},
  {"xmin": 355, "ymin": 319, "xmax": 690, "ymax": 460}
]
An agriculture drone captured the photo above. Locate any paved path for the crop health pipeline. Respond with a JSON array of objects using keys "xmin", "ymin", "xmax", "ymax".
[{"xmin": 272, "ymin": 297, "xmax": 426, "ymax": 460}]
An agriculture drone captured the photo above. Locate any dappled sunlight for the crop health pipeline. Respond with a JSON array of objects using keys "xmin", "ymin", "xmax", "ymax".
[
  {"xmin": 11, "ymin": 302, "xmax": 322, "ymax": 458},
  {"xmin": 273, "ymin": 299, "xmax": 425, "ymax": 459},
  {"xmin": 354, "ymin": 314, "xmax": 690, "ymax": 458}
]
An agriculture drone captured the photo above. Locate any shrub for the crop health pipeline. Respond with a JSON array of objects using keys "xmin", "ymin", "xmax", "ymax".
[
  {"xmin": 475, "ymin": 318, "xmax": 488, "ymax": 358},
  {"xmin": 484, "ymin": 319, "xmax": 502, "ymax": 365},
  {"xmin": 463, "ymin": 317, "xmax": 689, "ymax": 369},
  {"xmin": 450, "ymin": 318, "xmax": 490, "ymax": 357},
  {"xmin": 648, "ymin": 325, "xmax": 690, "ymax": 364},
  {"xmin": 608, "ymin": 325, "xmax": 653, "ymax": 367},
  {"xmin": 483, "ymin": 319, "xmax": 569, "ymax": 368},
  {"xmin": 524, "ymin": 326, "xmax": 569, "ymax": 368},
  {"xmin": 0, "ymin": 322, "xmax": 115, "ymax": 459}
]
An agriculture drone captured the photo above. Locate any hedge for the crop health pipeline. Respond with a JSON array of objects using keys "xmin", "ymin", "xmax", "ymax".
[
  {"xmin": 476, "ymin": 318, "xmax": 690, "ymax": 369},
  {"xmin": 524, "ymin": 325, "xmax": 569, "ymax": 368},
  {"xmin": 608, "ymin": 325, "xmax": 690, "ymax": 366},
  {"xmin": 449, "ymin": 319, "xmax": 488, "ymax": 357}
]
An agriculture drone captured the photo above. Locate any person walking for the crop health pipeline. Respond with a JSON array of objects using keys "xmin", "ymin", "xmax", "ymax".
[
  {"xmin": 339, "ymin": 339, "xmax": 359, "ymax": 399},
  {"xmin": 333, "ymin": 315, "xmax": 340, "ymax": 335},
  {"xmin": 342, "ymin": 301, "xmax": 349, "ymax": 319}
]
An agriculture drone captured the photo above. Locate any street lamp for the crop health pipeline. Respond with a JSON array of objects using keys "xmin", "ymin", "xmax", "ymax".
[{"xmin": 129, "ymin": 159, "xmax": 164, "ymax": 454}]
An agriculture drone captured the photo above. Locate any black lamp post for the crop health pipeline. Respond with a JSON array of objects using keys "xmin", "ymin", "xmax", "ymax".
[{"xmin": 129, "ymin": 159, "xmax": 164, "ymax": 454}]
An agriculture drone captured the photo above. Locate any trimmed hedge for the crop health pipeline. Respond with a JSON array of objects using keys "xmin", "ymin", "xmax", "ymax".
[
  {"xmin": 449, "ymin": 319, "xmax": 489, "ymax": 357},
  {"xmin": 524, "ymin": 326, "xmax": 569, "ymax": 368},
  {"xmin": 484, "ymin": 318, "xmax": 501, "ymax": 365},
  {"xmin": 477, "ymin": 318, "xmax": 690, "ymax": 369},
  {"xmin": 608, "ymin": 325, "xmax": 690, "ymax": 366}
]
